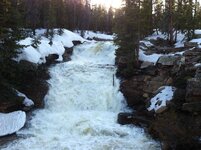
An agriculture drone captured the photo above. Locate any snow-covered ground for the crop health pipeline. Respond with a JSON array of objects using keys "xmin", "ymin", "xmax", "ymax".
[
  {"xmin": 17, "ymin": 29, "xmax": 115, "ymax": 64},
  {"xmin": 0, "ymin": 111, "xmax": 26, "ymax": 137},
  {"xmin": 148, "ymin": 86, "xmax": 176, "ymax": 112},
  {"xmin": 139, "ymin": 31, "xmax": 189, "ymax": 64}
]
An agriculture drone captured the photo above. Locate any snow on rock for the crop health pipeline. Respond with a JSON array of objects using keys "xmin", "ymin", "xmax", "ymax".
[
  {"xmin": 195, "ymin": 63, "xmax": 201, "ymax": 68},
  {"xmin": 17, "ymin": 45, "xmax": 42, "ymax": 64},
  {"xmin": 140, "ymin": 40, "xmax": 154, "ymax": 48},
  {"xmin": 17, "ymin": 91, "xmax": 34, "ymax": 107},
  {"xmin": 148, "ymin": 86, "xmax": 176, "ymax": 112},
  {"xmin": 190, "ymin": 38, "xmax": 201, "ymax": 48},
  {"xmin": 0, "ymin": 111, "xmax": 26, "ymax": 137},
  {"xmin": 139, "ymin": 49, "xmax": 162, "ymax": 64},
  {"xmin": 54, "ymin": 29, "xmax": 85, "ymax": 48},
  {"xmin": 195, "ymin": 29, "xmax": 201, "ymax": 35},
  {"xmin": 17, "ymin": 29, "xmax": 85, "ymax": 64}
]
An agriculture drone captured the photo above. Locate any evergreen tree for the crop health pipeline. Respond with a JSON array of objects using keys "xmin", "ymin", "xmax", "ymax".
[
  {"xmin": 153, "ymin": 0, "xmax": 163, "ymax": 34},
  {"xmin": 141, "ymin": 0, "xmax": 153, "ymax": 37},
  {"xmin": 114, "ymin": 0, "xmax": 141, "ymax": 77}
]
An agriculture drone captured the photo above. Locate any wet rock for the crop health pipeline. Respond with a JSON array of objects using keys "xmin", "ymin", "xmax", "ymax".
[
  {"xmin": 62, "ymin": 47, "xmax": 73, "ymax": 62},
  {"xmin": 72, "ymin": 40, "xmax": 82, "ymax": 46},
  {"xmin": 45, "ymin": 54, "xmax": 59, "ymax": 65},
  {"xmin": 120, "ymin": 77, "xmax": 146, "ymax": 107},
  {"xmin": 118, "ymin": 113, "xmax": 134, "ymax": 125},
  {"xmin": 118, "ymin": 113, "xmax": 151, "ymax": 127}
]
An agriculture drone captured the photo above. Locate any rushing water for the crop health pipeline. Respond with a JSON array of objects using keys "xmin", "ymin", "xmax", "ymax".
[{"xmin": 2, "ymin": 41, "xmax": 160, "ymax": 150}]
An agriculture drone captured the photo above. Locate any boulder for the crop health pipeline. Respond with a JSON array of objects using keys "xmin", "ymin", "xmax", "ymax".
[
  {"xmin": 118, "ymin": 113, "xmax": 151, "ymax": 126},
  {"xmin": 0, "ymin": 83, "xmax": 24, "ymax": 113},
  {"xmin": 117, "ymin": 113, "xmax": 134, "ymax": 125},
  {"xmin": 184, "ymin": 42, "xmax": 199, "ymax": 48},
  {"xmin": 45, "ymin": 54, "xmax": 59, "ymax": 65},
  {"xmin": 149, "ymin": 109, "xmax": 201, "ymax": 150},
  {"xmin": 182, "ymin": 102, "xmax": 201, "ymax": 113},
  {"xmin": 140, "ymin": 61, "xmax": 154, "ymax": 69},
  {"xmin": 62, "ymin": 47, "xmax": 73, "ymax": 62},
  {"xmin": 186, "ymin": 78, "xmax": 201, "ymax": 102},
  {"xmin": 72, "ymin": 40, "xmax": 82, "ymax": 46},
  {"xmin": 157, "ymin": 55, "xmax": 180, "ymax": 66}
]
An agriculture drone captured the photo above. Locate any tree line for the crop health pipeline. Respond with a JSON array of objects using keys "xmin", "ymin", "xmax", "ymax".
[
  {"xmin": 114, "ymin": 0, "xmax": 201, "ymax": 76},
  {"xmin": 0, "ymin": 0, "xmax": 114, "ymax": 62},
  {"xmin": 0, "ymin": 0, "xmax": 114, "ymax": 35}
]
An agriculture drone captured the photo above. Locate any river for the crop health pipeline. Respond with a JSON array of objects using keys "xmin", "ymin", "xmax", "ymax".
[{"xmin": 2, "ymin": 41, "xmax": 160, "ymax": 150}]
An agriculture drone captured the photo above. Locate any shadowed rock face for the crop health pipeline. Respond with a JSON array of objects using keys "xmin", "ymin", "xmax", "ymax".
[
  {"xmin": 0, "ymin": 60, "xmax": 49, "ymax": 111},
  {"xmin": 117, "ymin": 38, "xmax": 201, "ymax": 149}
]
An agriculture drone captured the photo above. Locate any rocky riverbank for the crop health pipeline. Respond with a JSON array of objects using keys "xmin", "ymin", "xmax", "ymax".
[
  {"xmin": 0, "ymin": 39, "xmax": 83, "ymax": 145},
  {"xmin": 116, "ymin": 37, "xmax": 201, "ymax": 149}
]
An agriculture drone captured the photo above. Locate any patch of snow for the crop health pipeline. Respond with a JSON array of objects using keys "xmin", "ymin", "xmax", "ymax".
[
  {"xmin": 17, "ymin": 46, "xmax": 42, "ymax": 64},
  {"xmin": 195, "ymin": 29, "xmax": 201, "ymax": 35},
  {"xmin": 139, "ymin": 49, "xmax": 162, "ymax": 64},
  {"xmin": 195, "ymin": 63, "xmax": 201, "ymax": 67},
  {"xmin": 19, "ymin": 37, "xmax": 33, "ymax": 46},
  {"xmin": 0, "ymin": 111, "xmax": 26, "ymax": 137},
  {"xmin": 174, "ymin": 32, "xmax": 186, "ymax": 48},
  {"xmin": 190, "ymin": 38, "xmax": 201, "ymax": 48},
  {"xmin": 145, "ymin": 31, "xmax": 167, "ymax": 41},
  {"xmin": 17, "ymin": 91, "xmax": 34, "ymax": 107},
  {"xmin": 148, "ymin": 86, "xmax": 176, "ymax": 112},
  {"xmin": 140, "ymin": 40, "xmax": 154, "ymax": 48}
]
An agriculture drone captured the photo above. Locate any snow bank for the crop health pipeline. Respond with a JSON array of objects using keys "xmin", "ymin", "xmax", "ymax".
[
  {"xmin": 148, "ymin": 86, "xmax": 176, "ymax": 112},
  {"xmin": 17, "ymin": 29, "xmax": 85, "ymax": 64},
  {"xmin": 0, "ymin": 111, "xmax": 26, "ymax": 136},
  {"xmin": 17, "ymin": 91, "xmax": 34, "ymax": 107}
]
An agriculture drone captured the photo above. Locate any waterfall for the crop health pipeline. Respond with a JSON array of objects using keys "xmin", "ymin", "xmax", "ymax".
[{"xmin": 3, "ymin": 41, "xmax": 160, "ymax": 150}]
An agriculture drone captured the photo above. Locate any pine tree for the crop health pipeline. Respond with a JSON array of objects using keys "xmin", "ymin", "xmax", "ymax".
[
  {"xmin": 141, "ymin": 0, "xmax": 153, "ymax": 37},
  {"xmin": 114, "ymin": 0, "xmax": 141, "ymax": 77}
]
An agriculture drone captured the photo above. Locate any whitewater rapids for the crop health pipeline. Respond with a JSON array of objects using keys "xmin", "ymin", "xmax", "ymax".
[{"xmin": 2, "ymin": 41, "xmax": 160, "ymax": 150}]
